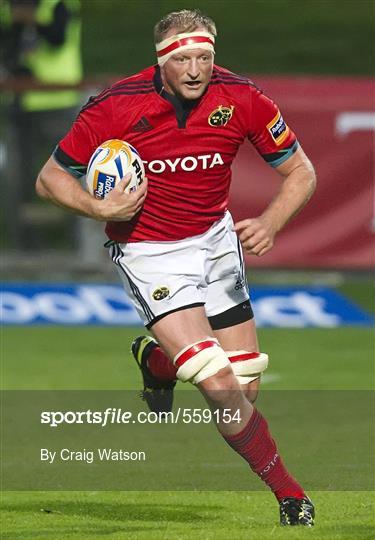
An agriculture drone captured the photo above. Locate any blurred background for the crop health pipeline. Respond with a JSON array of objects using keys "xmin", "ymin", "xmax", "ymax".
[{"xmin": 0, "ymin": 0, "xmax": 374, "ymax": 298}]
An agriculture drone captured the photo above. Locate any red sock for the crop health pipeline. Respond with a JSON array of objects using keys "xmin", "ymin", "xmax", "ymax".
[
  {"xmin": 147, "ymin": 346, "xmax": 177, "ymax": 381},
  {"xmin": 224, "ymin": 409, "xmax": 305, "ymax": 501}
]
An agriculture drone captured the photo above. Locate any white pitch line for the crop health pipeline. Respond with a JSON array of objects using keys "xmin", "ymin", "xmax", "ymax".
[{"xmin": 261, "ymin": 373, "xmax": 282, "ymax": 384}]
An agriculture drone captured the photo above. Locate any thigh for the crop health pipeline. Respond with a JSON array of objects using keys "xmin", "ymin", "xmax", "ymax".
[
  {"xmin": 151, "ymin": 305, "xmax": 214, "ymax": 359},
  {"xmin": 213, "ymin": 318, "xmax": 259, "ymax": 352}
]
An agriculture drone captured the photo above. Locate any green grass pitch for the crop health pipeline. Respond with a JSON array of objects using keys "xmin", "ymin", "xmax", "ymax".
[{"xmin": 1, "ymin": 284, "xmax": 374, "ymax": 538}]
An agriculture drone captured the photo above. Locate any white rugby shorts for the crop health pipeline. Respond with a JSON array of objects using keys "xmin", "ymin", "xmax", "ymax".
[{"xmin": 108, "ymin": 211, "xmax": 250, "ymax": 327}]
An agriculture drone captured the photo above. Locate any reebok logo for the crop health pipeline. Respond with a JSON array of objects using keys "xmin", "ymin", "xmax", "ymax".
[{"xmin": 131, "ymin": 116, "xmax": 154, "ymax": 133}]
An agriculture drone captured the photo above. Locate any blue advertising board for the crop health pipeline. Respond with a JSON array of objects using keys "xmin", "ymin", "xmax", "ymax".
[{"xmin": 1, "ymin": 283, "xmax": 373, "ymax": 327}]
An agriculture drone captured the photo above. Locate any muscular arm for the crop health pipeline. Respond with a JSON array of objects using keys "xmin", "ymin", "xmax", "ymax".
[
  {"xmin": 36, "ymin": 156, "xmax": 147, "ymax": 222},
  {"xmin": 234, "ymin": 146, "xmax": 316, "ymax": 256}
]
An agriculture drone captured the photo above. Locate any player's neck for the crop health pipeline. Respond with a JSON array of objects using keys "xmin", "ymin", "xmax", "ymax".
[{"xmin": 153, "ymin": 65, "xmax": 202, "ymax": 108}]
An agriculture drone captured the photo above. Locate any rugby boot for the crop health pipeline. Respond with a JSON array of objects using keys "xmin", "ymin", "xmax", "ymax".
[
  {"xmin": 131, "ymin": 335, "xmax": 176, "ymax": 414},
  {"xmin": 279, "ymin": 496, "xmax": 315, "ymax": 526}
]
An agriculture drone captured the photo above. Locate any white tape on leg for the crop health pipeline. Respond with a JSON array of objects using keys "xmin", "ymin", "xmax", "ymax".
[
  {"xmin": 174, "ymin": 339, "xmax": 230, "ymax": 384},
  {"xmin": 227, "ymin": 350, "xmax": 269, "ymax": 384}
]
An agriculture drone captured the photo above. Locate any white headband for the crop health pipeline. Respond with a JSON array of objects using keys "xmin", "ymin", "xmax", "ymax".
[{"xmin": 156, "ymin": 31, "xmax": 215, "ymax": 66}]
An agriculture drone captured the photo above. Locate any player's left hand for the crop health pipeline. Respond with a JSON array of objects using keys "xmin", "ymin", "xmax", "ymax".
[{"xmin": 233, "ymin": 216, "xmax": 277, "ymax": 257}]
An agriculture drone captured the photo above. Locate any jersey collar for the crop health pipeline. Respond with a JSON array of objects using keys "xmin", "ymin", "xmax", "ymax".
[{"xmin": 153, "ymin": 65, "xmax": 203, "ymax": 128}]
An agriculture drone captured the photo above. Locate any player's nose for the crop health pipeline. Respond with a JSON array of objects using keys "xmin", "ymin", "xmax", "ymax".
[{"xmin": 186, "ymin": 59, "xmax": 200, "ymax": 78}]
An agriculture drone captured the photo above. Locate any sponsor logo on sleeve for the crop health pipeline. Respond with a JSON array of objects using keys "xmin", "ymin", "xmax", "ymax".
[{"xmin": 267, "ymin": 111, "xmax": 289, "ymax": 145}]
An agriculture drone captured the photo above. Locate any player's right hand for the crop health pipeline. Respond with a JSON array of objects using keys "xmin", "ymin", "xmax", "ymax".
[
  {"xmin": 233, "ymin": 215, "xmax": 277, "ymax": 257},
  {"xmin": 94, "ymin": 173, "xmax": 148, "ymax": 221}
]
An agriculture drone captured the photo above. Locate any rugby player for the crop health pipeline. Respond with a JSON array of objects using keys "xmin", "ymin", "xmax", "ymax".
[{"xmin": 36, "ymin": 9, "xmax": 316, "ymax": 526}]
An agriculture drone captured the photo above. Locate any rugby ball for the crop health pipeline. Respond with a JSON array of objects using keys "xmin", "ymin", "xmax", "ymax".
[{"xmin": 86, "ymin": 139, "xmax": 145, "ymax": 199}]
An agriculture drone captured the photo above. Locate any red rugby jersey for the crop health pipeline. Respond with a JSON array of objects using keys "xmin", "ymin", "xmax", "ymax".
[{"xmin": 56, "ymin": 65, "xmax": 297, "ymax": 242}]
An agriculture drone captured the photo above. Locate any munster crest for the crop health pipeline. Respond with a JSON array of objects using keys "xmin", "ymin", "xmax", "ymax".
[{"xmin": 208, "ymin": 105, "xmax": 235, "ymax": 127}]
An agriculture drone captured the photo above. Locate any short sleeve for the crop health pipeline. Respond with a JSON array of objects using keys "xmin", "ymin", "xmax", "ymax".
[
  {"xmin": 55, "ymin": 90, "xmax": 113, "ymax": 173},
  {"xmin": 247, "ymin": 87, "xmax": 298, "ymax": 168}
]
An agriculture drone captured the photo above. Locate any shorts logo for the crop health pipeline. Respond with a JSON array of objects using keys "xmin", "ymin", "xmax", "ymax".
[
  {"xmin": 267, "ymin": 111, "xmax": 289, "ymax": 146},
  {"xmin": 208, "ymin": 105, "xmax": 234, "ymax": 127},
  {"xmin": 152, "ymin": 287, "xmax": 170, "ymax": 301},
  {"xmin": 235, "ymin": 274, "xmax": 246, "ymax": 291}
]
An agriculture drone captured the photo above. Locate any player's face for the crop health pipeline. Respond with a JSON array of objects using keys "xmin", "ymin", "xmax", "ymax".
[{"xmin": 160, "ymin": 28, "xmax": 214, "ymax": 100}]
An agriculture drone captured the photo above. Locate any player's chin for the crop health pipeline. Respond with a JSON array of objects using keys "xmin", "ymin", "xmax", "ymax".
[{"xmin": 180, "ymin": 83, "xmax": 206, "ymax": 100}]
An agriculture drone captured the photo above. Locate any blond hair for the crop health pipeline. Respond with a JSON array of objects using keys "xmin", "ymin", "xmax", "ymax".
[{"xmin": 154, "ymin": 9, "xmax": 217, "ymax": 44}]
